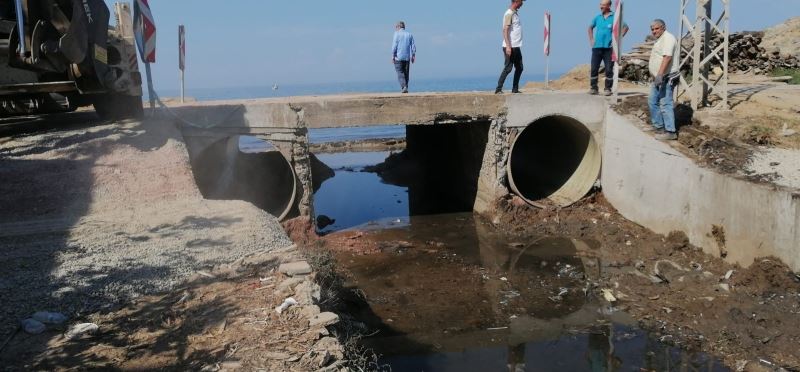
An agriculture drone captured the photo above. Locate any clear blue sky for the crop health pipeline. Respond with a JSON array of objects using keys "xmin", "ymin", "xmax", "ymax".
[{"xmin": 105, "ymin": 1, "xmax": 799, "ymax": 91}]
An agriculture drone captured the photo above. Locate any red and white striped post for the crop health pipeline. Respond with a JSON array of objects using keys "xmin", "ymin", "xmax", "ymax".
[
  {"xmin": 611, "ymin": 0, "xmax": 624, "ymax": 102},
  {"xmin": 134, "ymin": 0, "xmax": 157, "ymax": 110},
  {"xmin": 544, "ymin": 12, "xmax": 551, "ymax": 89},
  {"xmin": 179, "ymin": 25, "xmax": 186, "ymax": 103}
]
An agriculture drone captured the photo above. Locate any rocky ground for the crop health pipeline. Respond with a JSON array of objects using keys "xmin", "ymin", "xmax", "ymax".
[{"xmin": 0, "ymin": 114, "xmax": 348, "ymax": 371}]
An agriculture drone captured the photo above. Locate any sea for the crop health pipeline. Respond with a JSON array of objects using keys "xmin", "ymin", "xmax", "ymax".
[{"xmin": 154, "ymin": 74, "xmax": 549, "ymax": 102}]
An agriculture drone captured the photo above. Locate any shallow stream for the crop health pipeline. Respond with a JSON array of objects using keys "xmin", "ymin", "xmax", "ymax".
[{"xmin": 310, "ymin": 143, "xmax": 729, "ymax": 371}]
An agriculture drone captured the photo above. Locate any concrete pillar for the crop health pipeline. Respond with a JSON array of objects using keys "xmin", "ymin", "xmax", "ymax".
[{"xmin": 474, "ymin": 118, "xmax": 512, "ymax": 216}]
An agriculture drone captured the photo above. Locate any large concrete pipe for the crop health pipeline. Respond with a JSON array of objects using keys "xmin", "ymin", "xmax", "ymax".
[
  {"xmin": 507, "ymin": 115, "xmax": 601, "ymax": 207},
  {"xmin": 186, "ymin": 136, "xmax": 297, "ymax": 220}
]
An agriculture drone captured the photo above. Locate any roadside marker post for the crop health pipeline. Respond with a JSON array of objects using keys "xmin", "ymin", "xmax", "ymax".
[
  {"xmin": 179, "ymin": 25, "xmax": 186, "ymax": 103},
  {"xmin": 544, "ymin": 12, "xmax": 551, "ymax": 89},
  {"xmin": 134, "ymin": 0, "xmax": 157, "ymax": 112},
  {"xmin": 611, "ymin": 0, "xmax": 624, "ymax": 103}
]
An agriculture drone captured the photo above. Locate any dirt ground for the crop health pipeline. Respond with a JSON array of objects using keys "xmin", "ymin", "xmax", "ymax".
[{"xmin": 493, "ymin": 195, "xmax": 800, "ymax": 371}]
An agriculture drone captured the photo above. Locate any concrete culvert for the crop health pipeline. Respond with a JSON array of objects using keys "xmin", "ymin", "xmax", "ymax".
[
  {"xmin": 188, "ymin": 136, "xmax": 297, "ymax": 220},
  {"xmin": 507, "ymin": 115, "xmax": 601, "ymax": 207}
]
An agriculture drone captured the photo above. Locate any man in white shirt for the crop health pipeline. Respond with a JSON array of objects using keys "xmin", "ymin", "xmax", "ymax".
[
  {"xmin": 495, "ymin": 0, "xmax": 525, "ymax": 94},
  {"xmin": 646, "ymin": 19, "xmax": 681, "ymax": 140}
]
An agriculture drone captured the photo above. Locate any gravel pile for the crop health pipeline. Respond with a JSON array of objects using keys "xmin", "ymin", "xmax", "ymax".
[{"xmin": 0, "ymin": 116, "xmax": 293, "ymax": 341}]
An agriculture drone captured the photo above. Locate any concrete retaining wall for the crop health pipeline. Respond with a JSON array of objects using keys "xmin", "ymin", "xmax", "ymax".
[{"xmin": 603, "ymin": 110, "xmax": 800, "ymax": 271}]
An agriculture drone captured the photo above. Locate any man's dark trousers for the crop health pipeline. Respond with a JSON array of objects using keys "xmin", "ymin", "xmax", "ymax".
[
  {"xmin": 591, "ymin": 47, "xmax": 614, "ymax": 91},
  {"xmin": 496, "ymin": 47, "xmax": 523, "ymax": 93},
  {"xmin": 394, "ymin": 60, "xmax": 410, "ymax": 91}
]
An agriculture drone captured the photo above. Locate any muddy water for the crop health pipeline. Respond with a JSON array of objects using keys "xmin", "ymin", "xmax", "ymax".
[{"xmin": 313, "ymin": 151, "xmax": 729, "ymax": 371}]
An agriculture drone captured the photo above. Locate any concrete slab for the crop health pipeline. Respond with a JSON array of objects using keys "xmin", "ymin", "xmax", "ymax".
[
  {"xmin": 603, "ymin": 110, "xmax": 800, "ymax": 271},
  {"xmin": 170, "ymin": 92, "xmax": 506, "ymax": 130}
]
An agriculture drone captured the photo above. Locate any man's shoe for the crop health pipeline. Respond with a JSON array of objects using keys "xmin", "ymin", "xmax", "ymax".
[
  {"xmin": 495, "ymin": 89, "xmax": 503, "ymax": 94},
  {"xmin": 402, "ymin": 88, "xmax": 408, "ymax": 93},
  {"xmin": 589, "ymin": 88, "xmax": 599, "ymax": 95},
  {"xmin": 511, "ymin": 89, "xmax": 522, "ymax": 94},
  {"xmin": 604, "ymin": 89, "xmax": 613, "ymax": 96},
  {"xmin": 656, "ymin": 131, "xmax": 678, "ymax": 141},
  {"xmin": 642, "ymin": 126, "xmax": 663, "ymax": 132}
]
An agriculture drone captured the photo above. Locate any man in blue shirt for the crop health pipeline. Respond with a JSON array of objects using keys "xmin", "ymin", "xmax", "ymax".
[
  {"xmin": 588, "ymin": 0, "xmax": 628, "ymax": 95},
  {"xmin": 392, "ymin": 21, "xmax": 416, "ymax": 94}
]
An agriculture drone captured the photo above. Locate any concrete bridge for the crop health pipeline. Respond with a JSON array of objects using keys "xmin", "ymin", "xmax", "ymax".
[{"xmin": 171, "ymin": 91, "xmax": 800, "ymax": 272}]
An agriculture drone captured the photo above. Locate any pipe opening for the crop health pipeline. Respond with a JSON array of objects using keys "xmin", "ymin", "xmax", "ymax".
[
  {"xmin": 187, "ymin": 136, "xmax": 297, "ymax": 220},
  {"xmin": 508, "ymin": 115, "xmax": 601, "ymax": 207},
  {"xmin": 312, "ymin": 122, "xmax": 491, "ymax": 232}
]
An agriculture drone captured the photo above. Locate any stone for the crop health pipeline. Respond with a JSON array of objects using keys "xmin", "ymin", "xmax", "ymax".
[
  {"xmin": 21, "ymin": 319, "xmax": 46, "ymax": 334},
  {"xmin": 294, "ymin": 281, "xmax": 322, "ymax": 305},
  {"xmin": 32, "ymin": 311, "xmax": 67, "ymax": 325},
  {"xmin": 279, "ymin": 261, "xmax": 312, "ymax": 276},
  {"xmin": 263, "ymin": 352, "xmax": 292, "ymax": 360},
  {"xmin": 301, "ymin": 304, "xmax": 322, "ymax": 318},
  {"xmin": 278, "ymin": 277, "xmax": 305, "ymax": 292},
  {"xmin": 315, "ymin": 337, "xmax": 344, "ymax": 360},
  {"xmin": 220, "ymin": 360, "xmax": 242, "ymax": 370},
  {"xmin": 309, "ymin": 312, "xmax": 339, "ymax": 327}
]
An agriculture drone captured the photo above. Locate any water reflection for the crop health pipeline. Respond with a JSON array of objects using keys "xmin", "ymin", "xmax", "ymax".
[
  {"xmin": 332, "ymin": 213, "xmax": 728, "ymax": 371},
  {"xmin": 313, "ymin": 152, "xmax": 409, "ymax": 233}
]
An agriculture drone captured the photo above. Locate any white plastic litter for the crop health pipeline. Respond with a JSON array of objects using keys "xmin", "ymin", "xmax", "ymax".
[
  {"xmin": 65, "ymin": 323, "xmax": 99, "ymax": 340},
  {"xmin": 275, "ymin": 297, "xmax": 298, "ymax": 314}
]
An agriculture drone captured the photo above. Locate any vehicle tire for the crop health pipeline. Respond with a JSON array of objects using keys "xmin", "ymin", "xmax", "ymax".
[{"xmin": 92, "ymin": 94, "xmax": 144, "ymax": 120}]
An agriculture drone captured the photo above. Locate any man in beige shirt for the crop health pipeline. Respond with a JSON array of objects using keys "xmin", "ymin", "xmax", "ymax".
[{"xmin": 646, "ymin": 19, "xmax": 681, "ymax": 140}]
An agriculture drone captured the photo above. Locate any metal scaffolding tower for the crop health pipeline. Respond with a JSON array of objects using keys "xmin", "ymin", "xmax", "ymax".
[{"xmin": 677, "ymin": 0, "xmax": 730, "ymax": 110}]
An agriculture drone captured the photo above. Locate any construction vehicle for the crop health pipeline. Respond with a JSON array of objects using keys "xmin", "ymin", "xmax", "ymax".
[{"xmin": 0, "ymin": 0, "xmax": 143, "ymax": 119}]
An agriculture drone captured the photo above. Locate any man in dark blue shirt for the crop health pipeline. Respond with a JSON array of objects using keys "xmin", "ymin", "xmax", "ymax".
[
  {"xmin": 392, "ymin": 21, "xmax": 416, "ymax": 93},
  {"xmin": 588, "ymin": 0, "xmax": 628, "ymax": 95}
]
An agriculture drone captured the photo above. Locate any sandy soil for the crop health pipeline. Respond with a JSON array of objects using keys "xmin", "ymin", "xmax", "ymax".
[
  {"xmin": 523, "ymin": 64, "xmax": 644, "ymax": 92},
  {"xmin": 761, "ymin": 17, "xmax": 800, "ymax": 58}
]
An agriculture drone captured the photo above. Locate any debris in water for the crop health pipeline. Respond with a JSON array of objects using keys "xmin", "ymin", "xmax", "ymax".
[
  {"xmin": 723, "ymin": 269, "xmax": 734, "ymax": 281},
  {"xmin": 601, "ymin": 289, "xmax": 617, "ymax": 302}
]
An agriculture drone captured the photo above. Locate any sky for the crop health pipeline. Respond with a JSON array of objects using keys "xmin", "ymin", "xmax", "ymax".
[{"xmin": 104, "ymin": 1, "xmax": 799, "ymax": 91}]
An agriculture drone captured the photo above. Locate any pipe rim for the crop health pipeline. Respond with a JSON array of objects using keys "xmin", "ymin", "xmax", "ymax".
[{"xmin": 506, "ymin": 115, "xmax": 601, "ymax": 208}]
